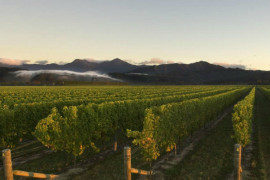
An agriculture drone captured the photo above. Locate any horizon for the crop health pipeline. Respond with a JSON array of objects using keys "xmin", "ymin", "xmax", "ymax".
[
  {"xmin": 0, "ymin": 58, "xmax": 255, "ymax": 71},
  {"xmin": 1, "ymin": 0, "xmax": 269, "ymax": 70}
]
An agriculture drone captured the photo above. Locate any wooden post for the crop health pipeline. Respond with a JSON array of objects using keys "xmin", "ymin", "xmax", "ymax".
[
  {"xmin": 2, "ymin": 149, "xmax": 14, "ymax": 180},
  {"xmin": 174, "ymin": 144, "xmax": 177, "ymax": 156},
  {"xmin": 114, "ymin": 133, "xmax": 118, "ymax": 151},
  {"xmin": 124, "ymin": 147, "xmax": 131, "ymax": 180},
  {"xmin": 114, "ymin": 141, "xmax": 118, "ymax": 151},
  {"xmin": 234, "ymin": 144, "xmax": 242, "ymax": 180}
]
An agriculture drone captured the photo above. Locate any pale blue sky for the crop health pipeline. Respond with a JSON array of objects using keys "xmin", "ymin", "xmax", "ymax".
[{"xmin": 0, "ymin": 0, "xmax": 269, "ymax": 70}]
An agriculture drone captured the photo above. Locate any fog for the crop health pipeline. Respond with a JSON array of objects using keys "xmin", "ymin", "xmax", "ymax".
[{"xmin": 13, "ymin": 70, "xmax": 120, "ymax": 81}]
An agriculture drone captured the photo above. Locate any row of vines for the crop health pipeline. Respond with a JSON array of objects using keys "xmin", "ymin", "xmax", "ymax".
[
  {"xmin": 32, "ymin": 87, "xmax": 248, "ymax": 159},
  {"xmin": 0, "ymin": 86, "xmax": 239, "ymax": 148},
  {"xmin": 127, "ymin": 88, "xmax": 250, "ymax": 162},
  {"xmin": 232, "ymin": 88, "xmax": 255, "ymax": 147}
]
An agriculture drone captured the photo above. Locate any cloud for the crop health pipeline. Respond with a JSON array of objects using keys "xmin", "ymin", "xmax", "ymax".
[
  {"xmin": 167, "ymin": 60, "xmax": 176, "ymax": 64},
  {"xmin": 123, "ymin": 59, "xmax": 137, "ymax": 65},
  {"xmin": 140, "ymin": 58, "xmax": 165, "ymax": 65},
  {"xmin": 22, "ymin": 60, "xmax": 30, "ymax": 64},
  {"xmin": 35, "ymin": 60, "xmax": 48, "ymax": 65},
  {"xmin": 140, "ymin": 58, "xmax": 180, "ymax": 65},
  {"xmin": 58, "ymin": 61, "xmax": 67, "ymax": 65},
  {"xmin": 84, "ymin": 58, "xmax": 96, "ymax": 62},
  {"xmin": 13, "ymin": 70, "xmax": 121, "ymax": 81},
  {"xmin": 248, "ymin": 68, "xmax": 258, "ymax": 71},
  {"xmin": 0, "ymin": 58, "xmax": 30, "ymax": 65},
  {"xmin": 84, "ymin": 58, "xmax": 104, "ymax": 63},
  {"xmin": 214, "ymin": 62, "xmax": 246, "ymax": 70}
]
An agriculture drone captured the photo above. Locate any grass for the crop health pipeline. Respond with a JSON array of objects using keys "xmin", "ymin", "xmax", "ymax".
[
  {"xmin": 72, "ymin": 151, "xmax": 125, "ymax": 180},
  {"xmin": 0, "ymin": 134, "xmax": 128, "ymax": 180},
  {"xmin": 0, "ymin": 150, "xmax": 75, "ymax": 180},
  {"xmin": 164, "ymin": 110, "xmax": 235, "ymax": 179},
  {"xmin": 252, "ymin": 89, "xmax": 270, "ymax": 179},
  {"xmin": 71, "ymin": 148, "xmax": 149, "ymax": 180}
]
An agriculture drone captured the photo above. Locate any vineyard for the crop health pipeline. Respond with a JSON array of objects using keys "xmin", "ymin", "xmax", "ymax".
[{"xmin": 1, "ymin": 85, "xmax": 270, "ymax": 179}]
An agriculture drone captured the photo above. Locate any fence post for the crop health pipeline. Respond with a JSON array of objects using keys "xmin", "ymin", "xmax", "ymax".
[
  {"xmin": 114, "ymin": 133, "xmax": 118, "ymax": 152},
  {"xmin": 114, "ymin": 141, "xmax": 118, "ymax": 152},
  {"xmin": 2, "ymin": 149, "xmax": 14, "ymax": 180},
  {"xmin": 234, "ymin": 144, "xmax": 242, "ymax": 180},
  {"xmin": 174, "ymin": 144, "xmax": 177, "ymax": 156},
  {"xmin": 124, "ymin": 147, "xmax": 131, "ymax": 180}
]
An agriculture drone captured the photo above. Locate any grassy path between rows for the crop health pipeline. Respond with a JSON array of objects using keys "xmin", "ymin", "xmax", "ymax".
[
  {"xmin": 253, "ymin": 90, "xmax": 270, "ymax": 179},
  {"xmin": 70, "ymin": 148, "xmax": 147, "ymax": 180},
  {"xmin": 164, "ymin": 109, "xmax": 235, "ymax": 179}
]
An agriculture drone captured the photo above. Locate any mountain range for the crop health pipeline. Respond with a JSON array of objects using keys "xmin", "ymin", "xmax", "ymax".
[
  {"xmin": 1, "ymin": 58, "xmax": 270, "ymax": 85},
  {"xmin": 0, "ymin": 58, "xmax": 138, "ymax": 73},
  {"xmin": 114, "ymin": 61, "xmax": 270, "ymax": 84}
]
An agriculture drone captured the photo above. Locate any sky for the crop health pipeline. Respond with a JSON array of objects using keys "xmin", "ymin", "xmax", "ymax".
[{"xmin": 0, "ymin": 0, "xmax": 269, "ymax": 70}]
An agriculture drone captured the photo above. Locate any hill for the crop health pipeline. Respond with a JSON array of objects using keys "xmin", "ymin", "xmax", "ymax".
[
  {"xmin": 0, "ymin": 67, "xmax": 23, "ymax": 81},
  {"xmin": 0, "ymin": 58, "xmax": 138, "ymax": 73},
  {"xmin": 110, "ymin": 61, "xmax": 270, "ymax": 85},
  {"xmin": 1, "ymin": 59, "xmax": 270, "ymax": 85}
]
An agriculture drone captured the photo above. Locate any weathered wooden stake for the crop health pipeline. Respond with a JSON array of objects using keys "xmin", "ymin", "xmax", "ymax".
[
  {"xmin": 124, "ymin": 146, "xmax": 132, "ymax": 180},
  {"xmin": 114, "ymin": 141, "xmax": 118, "ymax": 151},
  {"xmin": 2, "ymin": 149, "xmax": 14, "ymax": 180},
  {"xmin": 234, "ymin": 144, "xmax": 242, "ymax": 180},
  {"xmin": 114, "ymin": 133, "xmax": 118, "ymax": 151},
  {"xmin": 174, "ymin": 144, "xmax": 177, "ymax": 156}
]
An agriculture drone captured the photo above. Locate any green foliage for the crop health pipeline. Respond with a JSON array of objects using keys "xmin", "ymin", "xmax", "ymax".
[
  {"xmin": 0, "ymin": 86, "xmax": 219, "ymax": 147},
  {"xmin": 34, "ymin": 106, "xmax": 98, "ymax": 157},
  {"xmin": 127, "ymin": 109, "xmax": 160, "ymax": 162},
  {"xmin": 0, "ymin": 105, "xmax": 17, "ymax": 148},
  {"xmin": 32, "ymin": 86, "xmax": 240, "ymax": 157},
  {"xmin": 128, "ymin": 88, "xmax": 250, "ymax": 162},
  {"xmin": 232, "ymin": 88, "xmax": 255, "ymax": 147},
  {"xmin": 0, "ymin": 86, "xmax": 245, "ymax": 149}
]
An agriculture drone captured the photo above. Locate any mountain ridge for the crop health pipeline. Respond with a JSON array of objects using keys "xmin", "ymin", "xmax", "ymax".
[
  {"xmin": 0, "ymin": 58, "xmax": 139, "ymax": 73},
  {"xmin": 1, "ymin": 59, "xmax": 270, "ymax": 85},
  {"xmin": 110, "ymin": 60, "xmax": 270, "ymax": 85}
]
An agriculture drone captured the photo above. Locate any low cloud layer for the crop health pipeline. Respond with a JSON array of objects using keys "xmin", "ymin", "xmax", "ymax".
[
  {"xmin": 13, "ymin": 70, "xmax": 120, "ymax": 81},
  {"xmin": 0, "ymin": 58, "xmax": 30, "ymax": 65},
  {"xmin": 140, "ymin": 58, "xmax": 178, "ymax": 65},
  {"xmin": 214, "ymin": 62, "xmax": 246, "ymax": 70}
]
